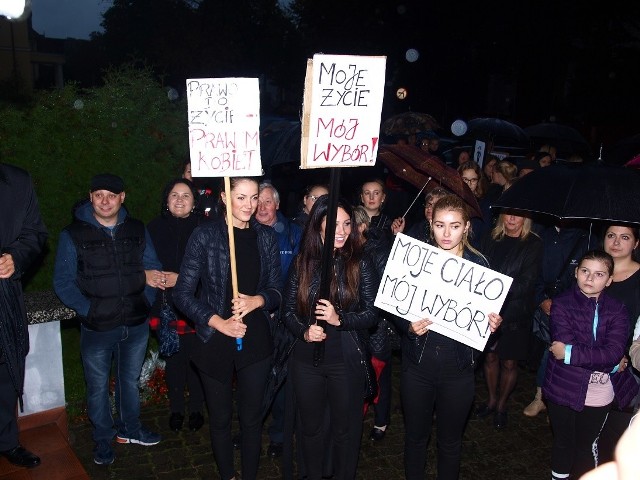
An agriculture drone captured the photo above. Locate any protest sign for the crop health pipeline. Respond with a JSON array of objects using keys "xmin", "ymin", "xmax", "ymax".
[
  {"xmin": 374, "ymin": 233, "xmax": 513, "ymax": 351},
  {"xmin": 186, "ymin": 77, "xmax": 262, "ymax": 177},
  {"xmin": 300, "ymin": 54, "xmax": 386, "ymax": 169}
]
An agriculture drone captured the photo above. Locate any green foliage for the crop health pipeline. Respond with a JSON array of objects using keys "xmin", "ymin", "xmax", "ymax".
[{"xmin": 0, "ymin": 65, "xmax": 188, "ymax": 291}]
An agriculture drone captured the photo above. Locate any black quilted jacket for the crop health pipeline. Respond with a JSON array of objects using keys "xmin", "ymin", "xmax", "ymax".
[{"xmin": 173, "ymin": 217, "xmax": 282, "ymax": 343}]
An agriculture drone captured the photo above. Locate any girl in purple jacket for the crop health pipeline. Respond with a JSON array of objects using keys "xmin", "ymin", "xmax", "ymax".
[{"xmin": 544, "ymin": 250, "xmax": 639, "ymax": 480}]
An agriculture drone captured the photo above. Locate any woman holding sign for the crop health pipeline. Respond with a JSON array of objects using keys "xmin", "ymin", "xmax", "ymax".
[
  {"xmin": 390, "ymin": 194, "xmax": 503, "ymax": 480},
  {"xmin": 283, "ymin": 196, "xmax": 378, "ymax": 480},
  {"xmin": 173, "ymin": 177, "xmax": 282, "ymax": 480}
]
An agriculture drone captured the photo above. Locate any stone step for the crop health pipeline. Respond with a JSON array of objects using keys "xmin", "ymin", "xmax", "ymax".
[{"xmin": 0, "ymin": 422, "xmax": 88, "ymax": 480}]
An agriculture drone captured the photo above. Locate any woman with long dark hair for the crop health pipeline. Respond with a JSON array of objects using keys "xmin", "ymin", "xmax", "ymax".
[
  {"xmin": 173, "ymin": 177, "xmax": 282, "ymax": 480},
  {"xmin": 390, "ymin": 195, "xmax": 503, "ymax": 480},
  {"xmin": 147, "ymin": 178, "xmax": 207, "ymax": 432},
  {"xmin": 283, "ymin": 196, "xmax": 378, "ymax": 480}
]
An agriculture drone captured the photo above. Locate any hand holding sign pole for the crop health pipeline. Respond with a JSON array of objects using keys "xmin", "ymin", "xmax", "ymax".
[
  {"xmin": 187, "ymin": 77, "xmax": 263, "ymax": 352},
  {"xmin": 300, "ymin": 54, "xmax": 386, "ymax": 365}
]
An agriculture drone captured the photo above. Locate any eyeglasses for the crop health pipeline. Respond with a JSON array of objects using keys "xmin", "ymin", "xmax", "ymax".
[
  {"xmin": 307, "ymin": 195, "xmax": 320, "ymax": 202},
  {"xmin": 462, "ymin": 177, "xmax": 479, "ymax": 185}
]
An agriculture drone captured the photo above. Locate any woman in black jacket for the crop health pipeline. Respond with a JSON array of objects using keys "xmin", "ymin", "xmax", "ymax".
[
  {"xmin": 173, "ymin": 177, "xmax": 282, "ymax": 480},
  {"xmin": 477, "ymin": 212, "xmax": 543, "ymax": 429},
  {"xmin": 147, "ymin": 178, "xmax": 207, "ymax": 432},
  {"xmin": 390, "ymin": 195, "xmax": 503, "ymax": 480},
  {"xmin": 283, "ymin": 196, "xmax": 378, "ymax": 480}
]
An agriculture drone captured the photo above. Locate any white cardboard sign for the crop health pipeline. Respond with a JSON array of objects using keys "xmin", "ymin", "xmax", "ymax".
[
  {"xmin": 186, "ymin": 77, "xmax": 262, "ymax": 177},
  {"xmin": 374, "ymin": 233, "xmax": 513, "ymax": 351},
  {"xmin": 301, "ymin": 54, "xmax": 386, "ymax": 169}
]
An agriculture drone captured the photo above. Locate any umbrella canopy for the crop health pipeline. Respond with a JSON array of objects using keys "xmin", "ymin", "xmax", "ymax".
[
  {"xmin": 378, "ymin": 145, "xmax": 482, "ymax": 218},
  {"xmin": 492, "ymin": 164, "xmax": 640, "ymax": 224},
  {"xmin": 260, "ymin": 119, "xmax": 301, "ymax": 168},
  {"xmin": 462, "ymin": 117, "xmax": 530, "ymax": 152},
  {"xmin": 524, "ymin": 123, "xmax": 592, "ymax": 160},
  {"xmin": 604, "ymin": 133, "xmax": 640, "ymax": 166},
  {"xmin": 382, "ymin": 112, "xmax": 440, "ymax": 137}
]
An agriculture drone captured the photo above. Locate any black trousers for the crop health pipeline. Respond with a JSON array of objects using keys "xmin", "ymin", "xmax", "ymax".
[
  {"xmin": 290, "ymin": 360, "xmax": 363, "ymax": 480},
  {"xmin": 199, "ymin": 356, "xmax": 271, "ymax": 480},
  {"xmin": 547, "ymin": 400, "xmax": 611, "ymax": 479},
  {"xmin": 0, "ymin": 362, "xmax": 19, "ymax": 451},
  {"xmin": 401, "ymin": 344, "xmax": 474, "ymax": 480},
  {"xmin": 165, "ymin": 333, "xmax": 204, "ymax": 414}
]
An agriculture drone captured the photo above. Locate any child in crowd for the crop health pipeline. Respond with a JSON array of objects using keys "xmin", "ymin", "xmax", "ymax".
[{"xmin": 543, "ymin": 250, "xmax": 639, "ymax": 480}]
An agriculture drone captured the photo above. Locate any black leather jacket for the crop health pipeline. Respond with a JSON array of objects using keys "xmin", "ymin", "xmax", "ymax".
[
  {"xmin": 173, "ymin": 218, "xmax": 282, "ymax": 343},
  {"xmin": 282, "ymin": 253, "xmax": 379, "ymax": 367},
  {"xmin": 389, "ymin": 248, "xmax": 489, "ymax": 370}
]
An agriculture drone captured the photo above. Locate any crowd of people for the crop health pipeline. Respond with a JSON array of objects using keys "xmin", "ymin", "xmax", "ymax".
[{"xmin": 2, "ymin": 138, "xmax": 640, "ymax": 480}]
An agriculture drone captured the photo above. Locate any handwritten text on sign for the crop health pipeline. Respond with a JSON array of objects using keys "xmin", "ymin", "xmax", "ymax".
[
  {"xmin": 186, "ymin": 78, "xmax": 262, "ymax": 177},
  {"xmin": 304, "ymin": 55, "xmax": 386, "ymax": 168},
  {"xmin": 374, "ymin": 234, "xmax": 513, "ymax": 351}
]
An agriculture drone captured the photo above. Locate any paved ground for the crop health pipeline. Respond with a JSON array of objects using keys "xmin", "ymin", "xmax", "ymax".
[{"xmin": 68, "ymin": 355, "xmax": 553, "ymax": 479}]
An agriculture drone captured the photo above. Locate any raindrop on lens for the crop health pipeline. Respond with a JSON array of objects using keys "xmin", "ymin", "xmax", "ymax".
[
  {"xmin": 73, "ymin": 99, "xmax": 84, "ymax": 110},
  {"xmin": 167, "ymin": 88, "xmax": 179, "ymax": 101},
  {"xmin": 405, "ymin": 49, "xmax": 420, "ymax": 63}
]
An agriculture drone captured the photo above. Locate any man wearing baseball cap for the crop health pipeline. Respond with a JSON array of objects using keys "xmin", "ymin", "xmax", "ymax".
[{"xmin": 53, "ymin": 174, "xmax": 164, "ymax": 466}]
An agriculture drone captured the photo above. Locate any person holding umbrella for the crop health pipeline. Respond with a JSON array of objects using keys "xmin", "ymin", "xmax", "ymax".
[
  {"xmin": 389, "ymin": 195, "xmax": 503, "ymax": 480},
  {"xmin": 173, "ymin": 177, "xmax": 282, "ymax": 480},
  {"xmin": 0, "ymin": 164, "xmax": 47, "ymax": 469},
  {"xmin": 599, "ymin": 224, "xmax": 640, "ymax": 462},
  {"xmin": 282, "ymin": 196, "xmax": 378, "ymax": 480}
]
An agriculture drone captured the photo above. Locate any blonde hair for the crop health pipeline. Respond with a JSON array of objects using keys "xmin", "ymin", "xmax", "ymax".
[
  {"xmin": 430, "ymin": 195, "xmax": 485, "ymax": 259},
  {"xmin": 494, "ymin": 160, "xmax": 518, "ymax": 183},
  {"xmin": 353, "ymin": 205, "xmax": 370, "ymax": 229},
  {"xmin": 491, "ymin": 213, "xmax": 534, "ymax": 240}
]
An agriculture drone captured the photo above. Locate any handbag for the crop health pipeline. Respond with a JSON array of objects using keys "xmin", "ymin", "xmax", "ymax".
[
  {"xmin": 349, "ymin": 330, "xmax": 378, "ymax": 401},
  {"xmin": 158, "ymin": 292, "xmax": 180, "ymax": 357},
  {"xmin": 532, "ymin": 307, "xmax": 551, "ymax": 344}
]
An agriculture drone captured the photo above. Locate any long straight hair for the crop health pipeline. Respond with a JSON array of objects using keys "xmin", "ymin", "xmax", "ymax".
[
  {"xmin": 294, "ymin": 195, "xmax": 362, "ymax": 315},
  {"xmin": 430, "ymin": 195, "xmax": 485, "ymax": 260},
  {"xmin": 491, "ymin": 213, "xmax": 534, "ymax": 241}
]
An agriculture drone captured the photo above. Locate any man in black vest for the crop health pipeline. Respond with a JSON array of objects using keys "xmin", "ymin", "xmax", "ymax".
[
  {"xmin": 53, "ymin": 174, "xmax": 164, "ymax": 466},
  {"xmin": 0, "ymin": 163, "xmax": 47, "ymax": 469}
]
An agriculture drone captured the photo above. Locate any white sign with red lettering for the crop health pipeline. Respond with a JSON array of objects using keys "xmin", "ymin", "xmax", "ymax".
[
  {"xmin": 186, "ymin": 77, "xmax": 262, "ymax": 177},
  {"xmin": 301, "ymin": 54, "xmax": 386, "ymax": 169}
]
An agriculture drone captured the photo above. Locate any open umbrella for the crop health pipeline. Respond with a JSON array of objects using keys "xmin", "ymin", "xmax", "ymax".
[
  {"xmin": 461, "ymin": 117, "xmax": 530, "ymax": 152},
  {"xmin": 492, "ymin": 164, "xmax": 640, "ymax": 224},
  {"xmin": 604, "ymin": 133, "xmax": 640, "ymax": 166},
  {"xmin": 260, "ymin": 119, "xmax": 301, "ymax": 168},
  {"xmin": 382, "ymin": 112, "xmax": 440, "ymax": 137},
  {"xmin": 378, "ymin": 144, "xmax": 482, "ymax": 218},
  {"xmin": 524, "ymin": 123, "xmax": 592, "ymax": 160}
]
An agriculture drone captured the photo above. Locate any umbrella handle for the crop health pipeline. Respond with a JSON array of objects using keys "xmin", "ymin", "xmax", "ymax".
[{"xmin": 402, "ymin": 178, "xmax": 432, "ymax": 218}]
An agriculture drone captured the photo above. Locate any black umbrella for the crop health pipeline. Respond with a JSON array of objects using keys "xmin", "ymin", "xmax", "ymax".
[
  {"xmin": 492, "ymin": 164, "xmax": 640, "ymax": 224},
  {"xmin": 464, "ymin": 117, "xmax": 530, "ymax": 151},
  {"xmin": 604, "ymin": 133, "xmax": 640, "ymax": 166},
  {"xmin": 524, "ymin": 123, "xmax": 592, "ymax": 160},
  {"xmin": 261, "ymin": 318, "xmax": 297, "ymax": 419},
  {"xmin": 260, "ymin": 119, "xmax": 301, "ymax": 168}
]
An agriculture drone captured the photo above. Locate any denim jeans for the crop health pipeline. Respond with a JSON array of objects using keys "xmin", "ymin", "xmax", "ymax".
[{"xmin": 80, "ymin": 322, "xmax": 149, "ymax": 442}]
